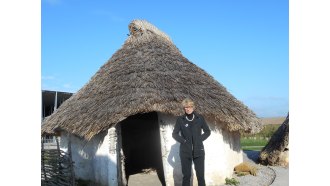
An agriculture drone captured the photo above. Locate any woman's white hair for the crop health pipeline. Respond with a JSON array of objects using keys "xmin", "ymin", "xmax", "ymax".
[{"xmin": 181, "ymin": 98, "xmax": 195, "ymax": 109}]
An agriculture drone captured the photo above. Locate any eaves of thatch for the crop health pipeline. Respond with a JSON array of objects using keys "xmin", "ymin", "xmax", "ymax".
[{"xmin": 41, "ymin": 20, "xmax": 262, "ymax": 140}]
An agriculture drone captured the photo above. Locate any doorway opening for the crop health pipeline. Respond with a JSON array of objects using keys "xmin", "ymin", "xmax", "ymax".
[{"xmin": 120, "ymin": 112, "xmax": 165, "ymax": 185}]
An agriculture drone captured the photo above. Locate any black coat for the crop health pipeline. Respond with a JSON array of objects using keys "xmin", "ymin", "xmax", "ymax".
[{"xmin": 172, "ymin": 112, "xmax": 211, "ymax": 158}]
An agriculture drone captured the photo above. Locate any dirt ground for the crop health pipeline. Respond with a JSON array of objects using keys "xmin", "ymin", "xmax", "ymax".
[
  {"xmin": 128, "ymin": 172, "xmax": 163, "ymax": 186},
  {"xmin": 126, "ymin": 150, "xmax": 289, "ymax": 186}
]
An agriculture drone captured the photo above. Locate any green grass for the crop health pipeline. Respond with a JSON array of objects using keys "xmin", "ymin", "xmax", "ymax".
[
  {"xmin": 242, "ymin": 146, "xmax": 264, "ymax": 151},
  {"xmin": 240, "ymin": 138, "xmax": 269, "ymax": 151},
  {"xmin": 225, "ymin": 177, "xmax": 240, "ymax": 185},
  {"xmin": 240, "ymin": 124, "xmax": 281, "ymax": 151},
  {"xmin": 240, "ymin": 138, "xmax": 268, "ymax": 146}
]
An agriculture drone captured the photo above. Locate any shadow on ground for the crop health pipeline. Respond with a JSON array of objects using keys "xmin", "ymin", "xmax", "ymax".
[{"xmin": 243, "ymin": 150, "xmax": 260, "ymax": 163}]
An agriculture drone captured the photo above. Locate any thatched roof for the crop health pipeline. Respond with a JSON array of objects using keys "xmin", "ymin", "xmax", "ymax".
[
  {"xmin": 259, "ymin": 113, "xmax": 289, "ymax": 166},
  {"xmin": 41, "ymin": 19, "xmax": 262, "ymax": 140}
]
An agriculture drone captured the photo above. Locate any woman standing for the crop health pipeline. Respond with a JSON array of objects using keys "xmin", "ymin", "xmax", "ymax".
[{"xmin": 172, "ymin": 98, "xmax": 211, "ymax": 186}]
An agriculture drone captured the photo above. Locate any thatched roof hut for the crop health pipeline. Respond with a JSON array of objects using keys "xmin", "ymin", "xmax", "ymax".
[
  {"xmin": 41, "ymin": 19, "xmax": 262, "ymax": 185},
  {"xmin": 259, "ymin": 113, "xmax": 289, "ymax": 166},
  {"xmin": 41, "ymin": 20, "xmax": 261, "ymax": 140}
]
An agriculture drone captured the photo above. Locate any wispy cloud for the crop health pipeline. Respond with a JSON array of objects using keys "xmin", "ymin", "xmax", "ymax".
[
  {"xmin": 42, "ymin": 75, "xmax": 77, "ymax": 92},
  {"xmin": 42, "ymin": 83, "xmax": 76, "ymax": 93},
  {"xmin": 42, "ymin": 84, "xmax": 59, "ymax": 91},
  {"xmin": 42, "ymin": 75, "xmax": 56, "ymax": 80},
  {"xmin": 63, "ymin": 83, "xmax": 71, "ymax": 88},
  {"xmin": 242, "ymin": 96, "xmax": 289, "ymax": 117},
  {"xmin": 247, "ymin": 96, "xmax": 287, "ymax": 101}
]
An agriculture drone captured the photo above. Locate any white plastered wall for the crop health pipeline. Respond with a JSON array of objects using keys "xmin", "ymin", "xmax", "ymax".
[
  {"xmin": 60, "ymin": 127, "xmax": 118, "ymax": 186},
  {"xmin": 157, "ymin": 112, "xmax": 243, "ymax": 186}
]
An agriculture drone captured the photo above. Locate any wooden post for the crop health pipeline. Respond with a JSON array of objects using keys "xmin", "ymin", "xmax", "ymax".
[
  {"xmin": 67, "ymin": 134, "xmax": 75, "ymax": 186},
  {"xmin": 55, "ymin": 136, "xmax": 62, "ymax": 180},
  {"xmin": 54, "ymin": 91, "xmax": 58, "ymax": 111},
  {"xmin": 116, "ymin": 124, "xmax": 126, "ymax": 186},
  {"xmin": 41, "ymin": 137, "xmax": 48, "ymax": 183}
]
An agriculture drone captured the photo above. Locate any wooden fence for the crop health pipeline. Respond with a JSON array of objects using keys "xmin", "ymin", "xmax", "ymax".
[{"xmin": 41, "ymin": 136, "xmax": 75, "ymax": 186}]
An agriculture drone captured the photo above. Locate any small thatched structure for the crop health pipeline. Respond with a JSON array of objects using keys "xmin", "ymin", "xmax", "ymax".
[
  {"xmin": 41, "ymin": 19, "xmax": 262, "ymax": 186},
  {"xmin": 259, "ymin": 113, "xmax": 289, "ymax": 166}
]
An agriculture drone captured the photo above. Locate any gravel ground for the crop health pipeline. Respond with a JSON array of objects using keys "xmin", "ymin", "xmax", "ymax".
[{"xmin": 227, "ymin": 150, "xmax": 289, "ymax": 186}]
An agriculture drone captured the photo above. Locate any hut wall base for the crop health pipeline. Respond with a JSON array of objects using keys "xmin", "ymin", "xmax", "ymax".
[{"xmin": 60, "ymin": 129, "xmax": 118, "ymax": 186}]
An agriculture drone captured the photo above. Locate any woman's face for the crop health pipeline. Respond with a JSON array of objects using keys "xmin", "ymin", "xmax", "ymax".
[{"xmin": 184, "ymin": 105, "xmax": 194, "ymax": 114}]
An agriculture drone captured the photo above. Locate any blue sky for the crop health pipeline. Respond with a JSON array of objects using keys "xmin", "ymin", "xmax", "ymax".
[{"xmin": 41, "ymin": 0, "xmax": 288, "ymax": 118}]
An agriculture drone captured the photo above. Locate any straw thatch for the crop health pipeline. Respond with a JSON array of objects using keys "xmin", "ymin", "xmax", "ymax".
[
  {"xmin": 259, "ymin": 113, "xmax": 289, "ymax": 166},
  {"xmin": 41, "ymin": 19, "xmax": 262, "ymax": 140}
]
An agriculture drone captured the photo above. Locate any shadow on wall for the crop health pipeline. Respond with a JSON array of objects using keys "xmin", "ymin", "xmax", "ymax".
[
  {"xmin": 73, "ymin": 154, "xmax": 117, "ymax": 186},
  {"xmin": 222, "ymin": 129, "xmax": 241, "ymax": 153},
  {"xmin": 60, "ymin": 131, "xmax": 115, "ymax": 186},
  {"xmin": 60, "ymin": 130, "xmax": 107, "ymax": 159},
  {"xmin": 208, "ymin": 121, "xmax": 241, "ymax": 153},
  {"xmin": 167, "ymin": 142, "xmax": 182, "ymax": 186}
]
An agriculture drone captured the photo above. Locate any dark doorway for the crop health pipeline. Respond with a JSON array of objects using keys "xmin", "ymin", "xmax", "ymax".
[{"xmin": 120, "ymin": 112, "xmax": 165, "ymax": 185}]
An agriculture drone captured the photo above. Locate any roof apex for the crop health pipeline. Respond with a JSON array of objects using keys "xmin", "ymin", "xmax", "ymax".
[{"xmin": 125, "ymin": 19, "xmax": 173, "ymax": 46}]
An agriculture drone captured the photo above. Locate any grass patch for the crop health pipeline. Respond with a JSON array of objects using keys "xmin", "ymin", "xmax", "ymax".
[
  {"xmin": 240, "ymin": 138, "xmax": 268, "ymax": 151},
  {"xmin": 240, "ymin": 138, "xmax": 268, "ymax": 146},
  {"xmin": 225, "ymin": 177, "xmax": 240, "ymax": 185},
  {"xmin": 240, "ymin": 124, "xmax": 281, "ymax": 151}
]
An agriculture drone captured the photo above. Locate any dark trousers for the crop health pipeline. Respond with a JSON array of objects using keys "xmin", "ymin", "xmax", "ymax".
[{"xmin": 180, "ymin": 155, "xmax": 205, "ymax": 186}]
